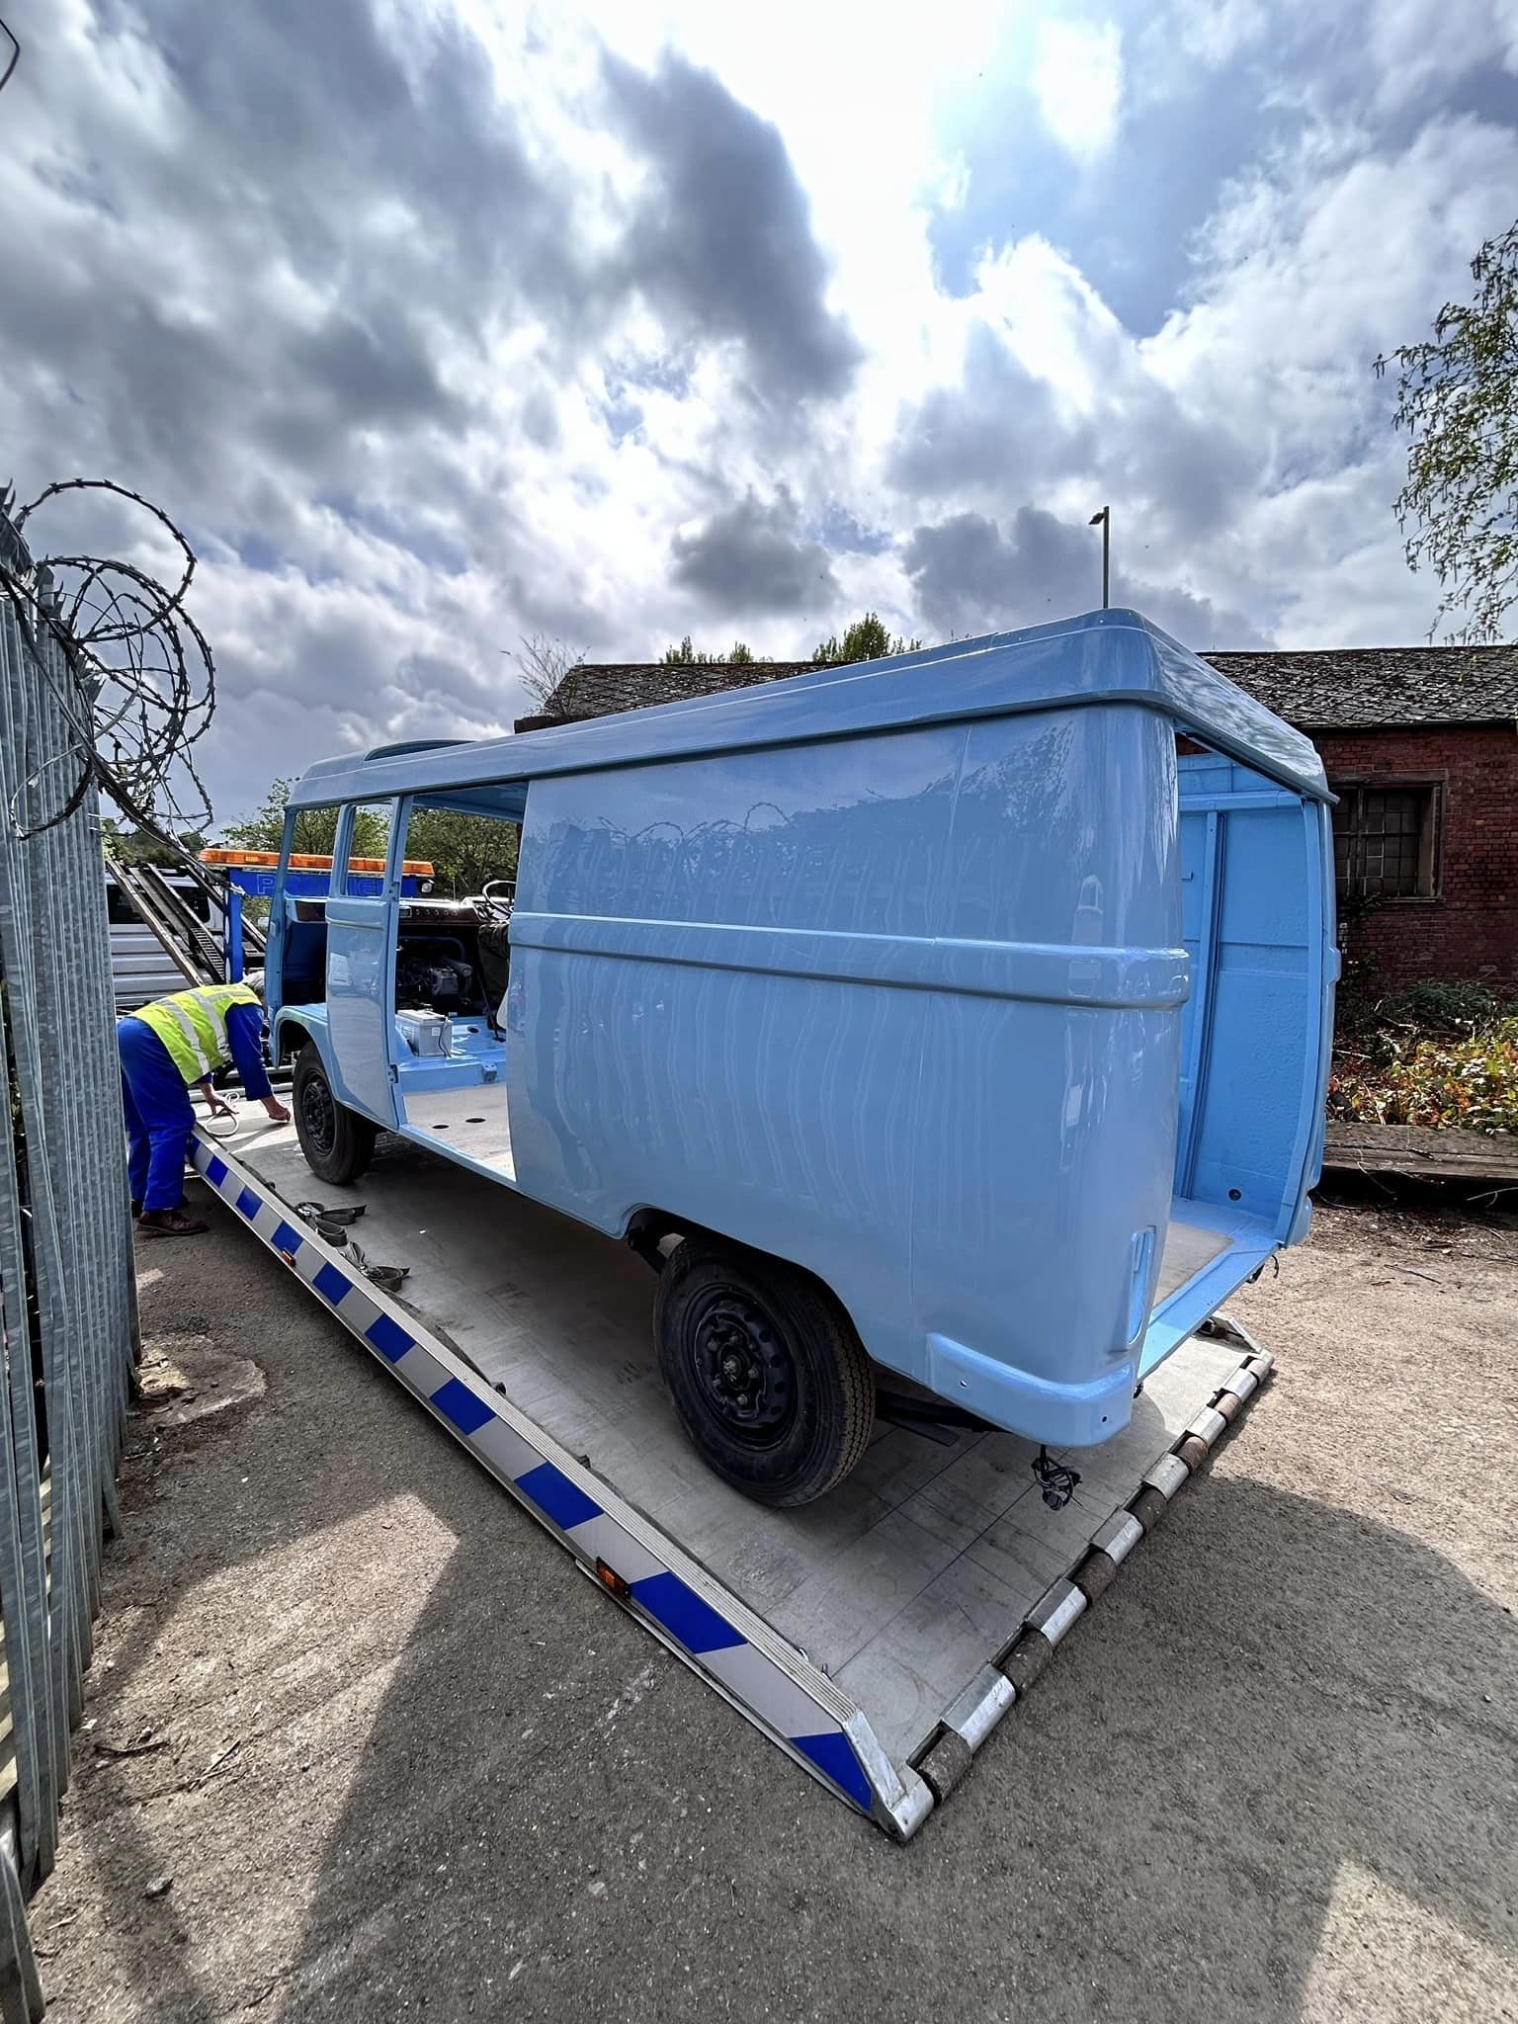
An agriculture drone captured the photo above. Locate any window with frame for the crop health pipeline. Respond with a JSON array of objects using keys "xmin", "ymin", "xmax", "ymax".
[
  {"xmin": 341, "ymin": 801, "xmax": 396, "ymax": 894},
  {"xmin": 1331, "ymin": 782, "xmax": 1440, "ymax": 901}
]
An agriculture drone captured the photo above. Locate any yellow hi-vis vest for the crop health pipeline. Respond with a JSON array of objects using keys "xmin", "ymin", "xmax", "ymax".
[{"xmin": 132, "ymin": 983, "xmax": 261, "ymax": 1086}]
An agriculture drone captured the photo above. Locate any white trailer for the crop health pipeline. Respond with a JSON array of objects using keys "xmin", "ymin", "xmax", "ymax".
[{"xmin": 194, "ymin": 1120, "xmax": 1275, "ymax": 1839}]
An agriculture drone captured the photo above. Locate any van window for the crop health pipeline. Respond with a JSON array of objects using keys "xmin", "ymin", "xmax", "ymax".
[
  {"xmin": 284, "ymin": 805, "xmax": 342, "ymax": 858},
  {"xmin": 342, "ymin": 802, "xmax": 395, "ymax": 894},
  {"xmin": 402, "ymin": 801, "xmax": 520, "ymax": 901}
]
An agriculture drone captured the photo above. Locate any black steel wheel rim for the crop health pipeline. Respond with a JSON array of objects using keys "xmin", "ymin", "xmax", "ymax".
[
  {"xmin": 299, "ymin": 1069, "xmax": 336, "ymax": 1156},
  {"xmin": 686, "ymin": 1289, "xmax": 797, "ymax": 1447}
]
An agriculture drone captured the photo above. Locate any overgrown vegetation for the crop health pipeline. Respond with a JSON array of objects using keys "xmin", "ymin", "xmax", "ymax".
[
  {"xmin": 810, "ymin": 613, "xmax": 921, "ymax": 665},
  {"xmin": 660, "ymin": 636, "xmax": 757, "ymax": 665},
  {"xmin": 513, "ymin": 633, "xmax": 583, "ymax": 710},
  {"xmin": 1329, "ymin": 981, "xmax": 1518, "ymax": 1134},
  {"xmin": 658, "ymin": 613, "xmax": 924, "ymax": 670}
]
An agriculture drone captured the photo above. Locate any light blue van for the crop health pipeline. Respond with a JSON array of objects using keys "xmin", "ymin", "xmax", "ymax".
[{"xmin": 266, "ymin": 610, "xmax": 1337, "ymax": 1507}]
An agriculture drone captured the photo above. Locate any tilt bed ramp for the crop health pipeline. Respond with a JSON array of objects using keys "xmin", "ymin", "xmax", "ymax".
[{"xmin": 194, "ymin": 1120, "xmax": 1278, "ymax": 1841}]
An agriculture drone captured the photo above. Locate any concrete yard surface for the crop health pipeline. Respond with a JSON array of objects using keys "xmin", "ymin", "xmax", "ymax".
[{"xmin": 28, "ymin": 1183, "xmax": 1518, "ymax": 2024}]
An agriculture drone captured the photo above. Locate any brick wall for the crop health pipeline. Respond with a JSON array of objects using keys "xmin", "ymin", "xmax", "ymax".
[{"xmin": 1311, "ymin": 722, "xmax": 1518, "ymax": 989}]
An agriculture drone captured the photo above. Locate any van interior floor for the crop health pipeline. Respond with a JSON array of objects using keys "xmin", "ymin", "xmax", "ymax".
[
  {"xmin": 398, "ymin": 1084, "xmax": 516, "ymax": 1178},
  {"xmin": 222, "ymin": 1123, "xmax": 1260, "ymax": 1771},
  {"xmin": 1155, "ymin": 1214, "xmax": 1232, "ymax": 1303}
]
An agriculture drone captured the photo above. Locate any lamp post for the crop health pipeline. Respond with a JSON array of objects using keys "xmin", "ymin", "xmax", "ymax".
[{"xmin": 1089, "ymin": 506, "xmax": 1110, "ymax": 609}]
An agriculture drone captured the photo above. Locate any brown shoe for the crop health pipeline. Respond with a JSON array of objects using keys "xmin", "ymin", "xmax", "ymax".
[{"xmin": 138, "ymin": 1208, "xmax": 209, "ymax": 1238}]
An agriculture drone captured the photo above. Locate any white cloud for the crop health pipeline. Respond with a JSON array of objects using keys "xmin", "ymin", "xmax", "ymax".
[
  {"xmin": 1141, "ymin": 113, "xmax": 1518, "ymax": 638},
  {"xmin": 1162, "ymin": 0, "xmax": 1270, "ymax": 69},
  {"xmin": 3, "ymin": 0, "xmax": 1516, "ymax": 820},
  {"xmin": 1361, "ymin": 0, "xmax": 1518, "ymax": 114},
  {"xmin": 1032, "ymin": 18, "xmax": 1124, "ymax": 165}
]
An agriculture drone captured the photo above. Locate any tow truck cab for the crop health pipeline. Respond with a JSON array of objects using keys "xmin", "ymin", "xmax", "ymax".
[{"xmin": 263, "ymin": 611, "xmax": 1336, "ymax": 1507}]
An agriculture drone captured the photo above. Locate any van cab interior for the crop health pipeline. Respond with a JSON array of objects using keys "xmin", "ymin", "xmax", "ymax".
[{"xmin": 270, "ymin": 787, "xmax": 524, "ymax": 1179}]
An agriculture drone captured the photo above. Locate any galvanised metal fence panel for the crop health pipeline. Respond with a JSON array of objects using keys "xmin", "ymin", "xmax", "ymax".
[{"xmin": 0, "ymin": 503, "xmax": 137, "ymax": 2020}]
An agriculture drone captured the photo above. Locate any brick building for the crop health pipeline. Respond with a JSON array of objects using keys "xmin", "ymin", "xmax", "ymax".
[
  {"xmin": 517, "ymin": 642, "xmax": 1518, "ymax": 991},
  {"xmin": 1210, "ymin": 647, "xmax": 1518, "ymax": 990}
]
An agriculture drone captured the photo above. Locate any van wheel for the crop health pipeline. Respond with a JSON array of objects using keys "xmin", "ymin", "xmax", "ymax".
[
  {"xmin": 292, "ymin": 1046, "xmax": 376, "ymax": 1185},
  {"xmin": 654, "ymin": 1240, "xmax": 875, "ymax": 1507}
]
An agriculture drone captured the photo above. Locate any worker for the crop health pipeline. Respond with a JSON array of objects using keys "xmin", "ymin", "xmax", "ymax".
[{"xmin": 118, "ymin": 974, "xmax": 289, "ymax": 1237}]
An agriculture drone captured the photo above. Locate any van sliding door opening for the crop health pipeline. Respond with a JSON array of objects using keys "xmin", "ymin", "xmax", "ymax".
[{"xmin": 388, "ymin": 790, "xmax": 525, "ymax": 1180}]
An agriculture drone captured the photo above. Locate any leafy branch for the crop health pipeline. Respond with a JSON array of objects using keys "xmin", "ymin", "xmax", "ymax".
[{"xmin": 1376, "ymin": 220, "xmax": 1518, "ymax": 643}]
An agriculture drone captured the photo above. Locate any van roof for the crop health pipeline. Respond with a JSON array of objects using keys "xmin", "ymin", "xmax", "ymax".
[{"xmin": 290, "ymin": 609, "xmax": 1331, "ymax": 809}]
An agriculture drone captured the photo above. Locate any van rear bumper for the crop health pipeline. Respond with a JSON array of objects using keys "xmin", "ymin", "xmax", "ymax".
[
  {"xmin": 925, "ymin": 1333, "xmax": 1139, "ymax": 1447},
  {"xmin": 925, "ymin": 1200, "xmax": 1283, "ymax": 1446}
]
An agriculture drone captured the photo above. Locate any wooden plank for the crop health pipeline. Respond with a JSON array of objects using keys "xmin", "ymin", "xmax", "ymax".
[{"xmin": 1324, "ymin": 1121, "xmax": 1518, "ymax": 1183}]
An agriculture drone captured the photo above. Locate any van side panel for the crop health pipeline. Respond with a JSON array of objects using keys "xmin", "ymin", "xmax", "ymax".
[
  {"xmin": 507, "ymin": 724, "xmax": 964, "ymax": 1355},
  {"xmin": 508, "ymin": 705, "xmax": 1188, "ymax": 1444},
  {"xmin": 909, "ymin": 707, "xmax": 1186, "ymax": 1437}
]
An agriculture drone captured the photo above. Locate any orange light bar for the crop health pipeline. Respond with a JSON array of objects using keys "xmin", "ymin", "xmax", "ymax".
[{"xmin": 199, "ymin": 847, "xmax": 435, "ymax": 875}]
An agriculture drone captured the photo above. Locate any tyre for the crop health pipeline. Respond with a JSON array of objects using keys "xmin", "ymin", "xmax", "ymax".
[
  {"xmin": 292, "ymin": 1045, "xmax": 377, "ymax": 1185},
  {"xmin": 654, "ymin": 1239, "xmax": 875, "ymax": 1507}
]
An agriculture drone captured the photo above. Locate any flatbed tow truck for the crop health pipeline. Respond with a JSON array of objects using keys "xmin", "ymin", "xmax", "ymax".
[
  {"xmin": 179, "ymin": 614, "xmax": 1328, "ymax": 1836},
  {"xmin": 192, "ymin": 1115, "xmax": 1274, "ymax": 1840}
]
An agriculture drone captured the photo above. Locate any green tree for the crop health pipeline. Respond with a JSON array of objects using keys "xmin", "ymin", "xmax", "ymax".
[
  {"xmin": 217, "ymin": 780, "xmax": 376, "ymax": 931},
  {"xmin": 1377, "ymin": 220, "xmax": 1518, "ymax": 641},
  {"xmin": 101, "ymin": 819, "xmax": 207, "ymax": 867},
  {"xmin": 403, "ymin": 806, "xmax": 518, "ymax": 897},
  {"xmin": 220, "ymin": 779, "xmax": 385, "ymax": 858},
  {"xmin": 811, "ymin": 613, "xmax": 922, "ymax": 665},
  {"xmin": 659, "ymin": 635, "xmax": 760, "ymax": 664}
]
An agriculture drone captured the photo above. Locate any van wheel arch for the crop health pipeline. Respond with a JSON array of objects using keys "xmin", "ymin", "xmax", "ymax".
[
  {"xmin": 621, "ymin": 1210, "xmax": 864, "ymax": 1326},
  {"xmin": 274, "ymin": 1017, "xmax": 314, "ymax": 1068},
  {"xmin": 622, "ymin": 1208, "xmax": 809, "ymax": 1280}
]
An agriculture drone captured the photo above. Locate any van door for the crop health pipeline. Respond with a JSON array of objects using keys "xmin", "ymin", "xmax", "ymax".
[
  {"xmin": 325, "ymin": 801, "xmax": 399, "ymax": 1125},
  {"xmin": 1174, "ymin": 751, "xmax": 1336, "ymax": 1233}
]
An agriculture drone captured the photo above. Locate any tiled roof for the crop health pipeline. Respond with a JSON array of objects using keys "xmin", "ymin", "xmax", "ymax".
[
  {"xmin": 1203, "ymin": 646, "xmax": 1518, "ymax": 729},
  {"xmin": 516, "ymin": 643, "xmax": 1518, "ymax": 734},
  {"xmin": 524, "ymin": 661, "xmax": 809, "ymax": 727}
]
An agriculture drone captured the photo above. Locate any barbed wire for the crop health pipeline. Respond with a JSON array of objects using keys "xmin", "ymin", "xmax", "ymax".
[{"xmin": 0, "ymin": 477, "xmax": 217, "ymax": 847}]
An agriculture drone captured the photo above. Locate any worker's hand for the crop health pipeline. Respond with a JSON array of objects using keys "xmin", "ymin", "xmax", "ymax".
[
  {"xmin": 262, "ymin": 1097, "xmax": 291, "ymax": 1125},
  {"xmin": 202, "ymin": 1090, "xmax": 236, "ymax": 1120}
]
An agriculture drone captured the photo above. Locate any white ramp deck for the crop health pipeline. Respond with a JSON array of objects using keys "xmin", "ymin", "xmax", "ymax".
[{"xmin": 197, "ymin": 1120, "xmax": 1275, "ymax": 1837}]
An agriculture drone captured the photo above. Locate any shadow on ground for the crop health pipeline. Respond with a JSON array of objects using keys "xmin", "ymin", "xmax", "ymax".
[{"xmin": 32, "ymin": 1181, "xmax": 1518, "ymax": 2024}]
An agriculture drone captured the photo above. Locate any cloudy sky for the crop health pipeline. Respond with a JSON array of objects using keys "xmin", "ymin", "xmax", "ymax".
[{"xmin": 2, "ymin": 0, "xmax": 1516, "ymax": 821}]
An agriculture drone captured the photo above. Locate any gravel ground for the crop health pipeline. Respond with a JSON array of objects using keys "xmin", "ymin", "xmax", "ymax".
[{"xmin": 27, "ymin": 1186, "xmax": 1518, "ymax": 2024}]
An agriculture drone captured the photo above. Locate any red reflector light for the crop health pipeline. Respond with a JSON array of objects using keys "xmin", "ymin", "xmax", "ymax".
[{"xmin": 594, "ymin": 1558, "xmax": 630, "ymax": 1600}]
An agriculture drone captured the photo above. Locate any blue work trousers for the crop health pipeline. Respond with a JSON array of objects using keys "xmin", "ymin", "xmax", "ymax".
[{"xmin": 117, "ymin": 1017, "xmax": 194, "ymax": 1212}]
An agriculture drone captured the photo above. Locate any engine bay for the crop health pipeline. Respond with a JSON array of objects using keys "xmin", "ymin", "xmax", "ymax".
[{"xmin": 395, "ymin": 894, "xmax": 513, "ymax": 1026}]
